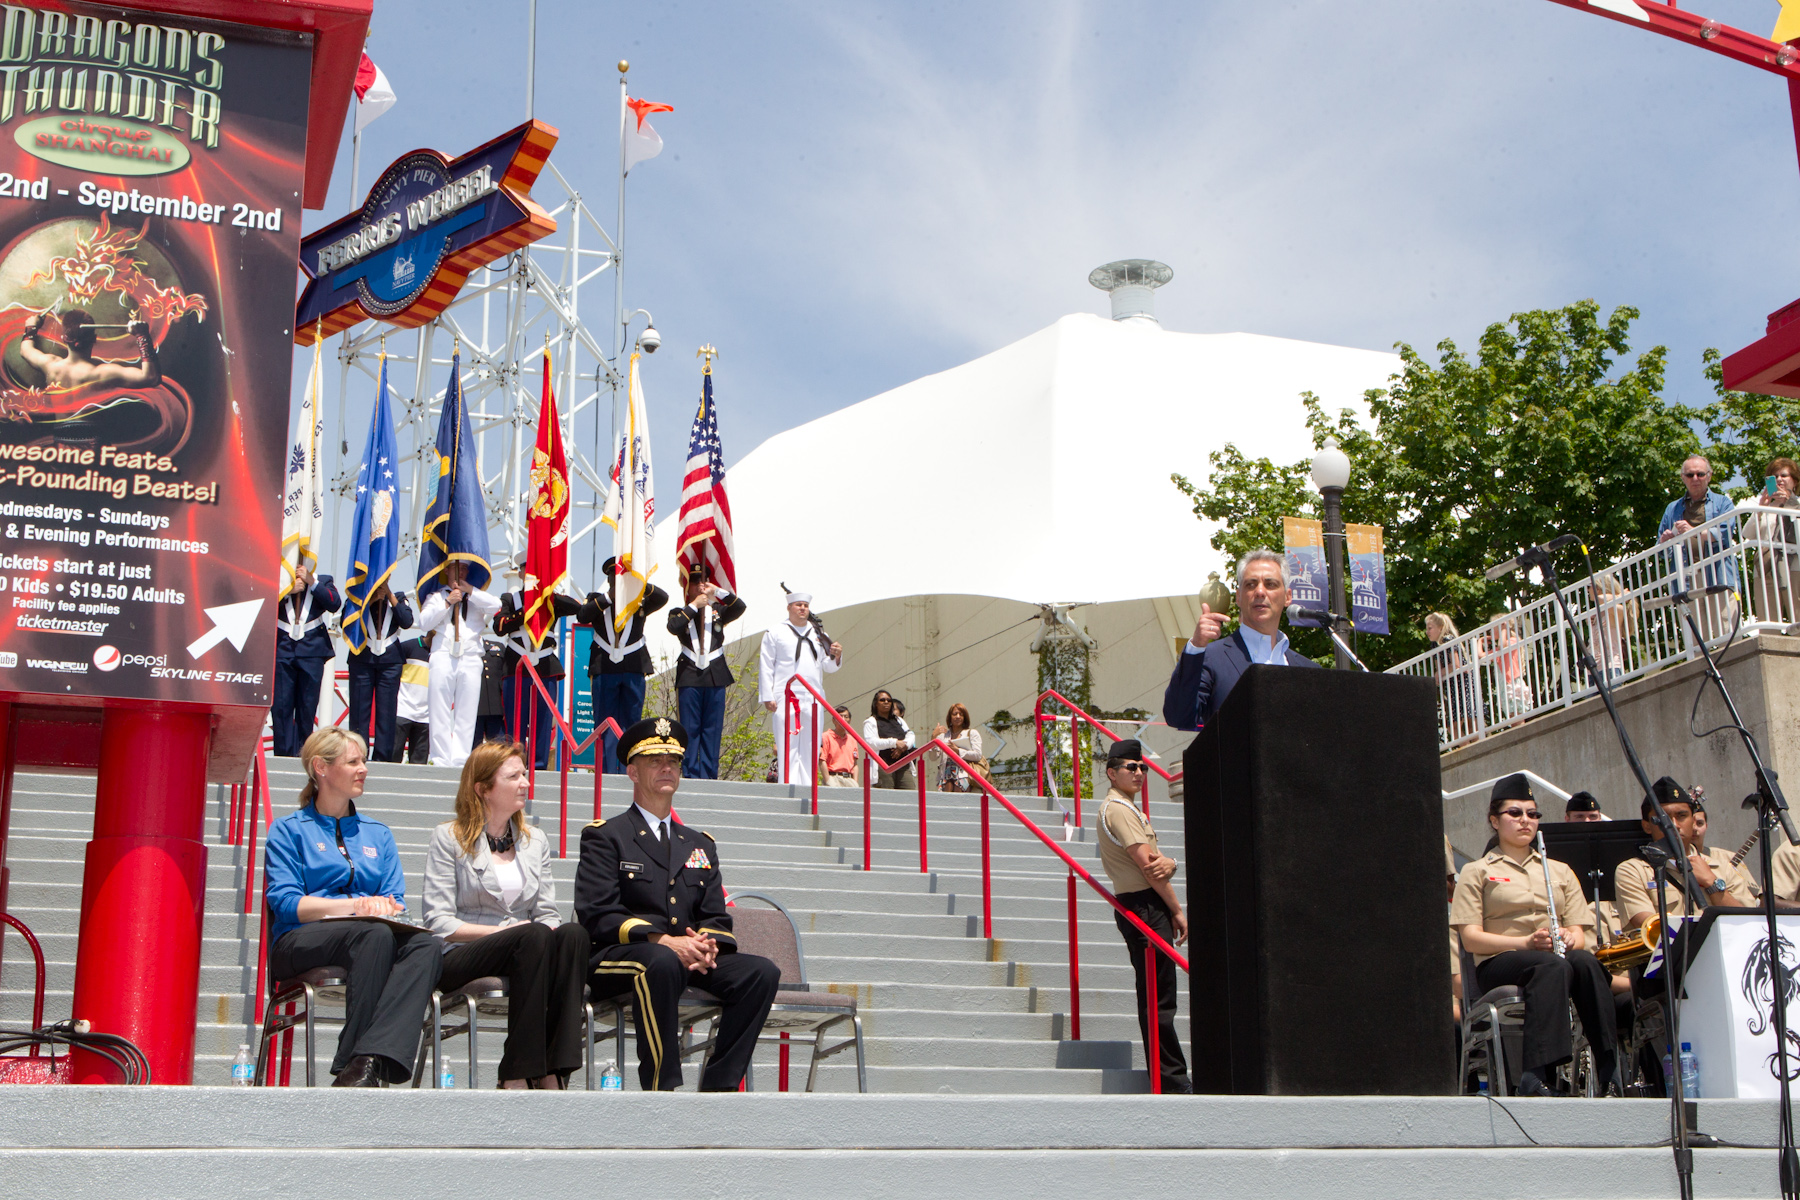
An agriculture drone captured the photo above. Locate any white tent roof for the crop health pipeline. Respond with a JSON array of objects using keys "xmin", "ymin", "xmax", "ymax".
[{"xmin": 650, "ymin": 312, "xmax": 1400, "ymax": 646}]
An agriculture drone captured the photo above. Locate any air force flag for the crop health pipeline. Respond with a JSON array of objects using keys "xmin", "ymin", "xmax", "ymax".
[
  {"xmin": 344, "ymin": 355, "xmax": 401, "ymax": 652},
  {"xmin": 417, "ymin": 349, "xmax": 491, "ymax": 599}
]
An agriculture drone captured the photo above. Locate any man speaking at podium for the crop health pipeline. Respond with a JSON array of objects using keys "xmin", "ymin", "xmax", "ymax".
[{"xmin": 1163, "ymin": 549, "xmax": 1319, "ymax": 732}]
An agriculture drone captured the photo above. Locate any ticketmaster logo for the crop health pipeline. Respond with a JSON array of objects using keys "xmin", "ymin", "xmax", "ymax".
[{"xmin": 26, "ymin": 658, "xmax": 86, "ymax": 674}]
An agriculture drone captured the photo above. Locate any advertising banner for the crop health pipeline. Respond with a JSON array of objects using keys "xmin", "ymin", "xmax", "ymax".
[
  {"xmin": 570, "ymin": 623, "xmax": 595, "ymax": 767},
  {"xmin": 0, "ymin": 5, "xmax": 307, "ymax": 708},
  {"xmin": 1282, "ymin": 516, "xmax": 1326, "ymax": 628},
  {"xmin": 1347, "ymin": 522, "xmax": 1389, "ymax": 635}
]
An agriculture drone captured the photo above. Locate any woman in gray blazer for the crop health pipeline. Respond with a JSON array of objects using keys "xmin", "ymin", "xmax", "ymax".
[{"xmin": 423, "ymin": 739, "xmax": 590, "ymax": 1088}]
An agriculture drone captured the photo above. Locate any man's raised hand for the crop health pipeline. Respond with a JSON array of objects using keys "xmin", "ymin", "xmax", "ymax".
[{"xmin": 1191, "ymin": 603, "xmax": 1226, "ymax": 649}]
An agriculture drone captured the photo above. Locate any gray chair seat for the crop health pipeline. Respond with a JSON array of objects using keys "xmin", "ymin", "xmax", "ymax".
[
  {"xmin": 256, "ymin": 939, "xmax": 350, "ymax": 1088},
  {"xmin": 729, "ymin": 891, "xmax": 867, "ymax": 1092}
]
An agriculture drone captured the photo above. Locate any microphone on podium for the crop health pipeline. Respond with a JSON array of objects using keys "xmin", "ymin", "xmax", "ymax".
[
  {"xmin": 1484, "ymin": 533, "xmax": 1581, "ymax": 582},
  {"xmin": 1642, "ymin": 583, "xmax": 1734, "ymax": 612}
]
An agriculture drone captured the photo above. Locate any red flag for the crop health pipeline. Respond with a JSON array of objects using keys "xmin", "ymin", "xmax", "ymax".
[{"xmin": 524, "ymin": 348, "xmax": 570, "ymax": 647}]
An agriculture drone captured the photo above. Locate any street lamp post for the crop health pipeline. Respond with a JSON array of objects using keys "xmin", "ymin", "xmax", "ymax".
[{"xmin": 1311, "ymin": 438, "xmax": 1352, "ymax": 670}]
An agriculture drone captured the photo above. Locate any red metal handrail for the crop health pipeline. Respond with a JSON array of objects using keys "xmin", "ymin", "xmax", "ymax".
[
  {"xmin": 782, "ymin": 677, "xmax": 1189, "ymax": 1092},
  {"xmin": 516, "ymin": 653, "xmax": 625, "ymax": 858},
  {"xmin": 1035, "ymin": 689, "xmax": 1181, "ymax": 822},
  {"xmin": 0, "ymin": 912, "xmax": 46, "ymax": 1045}
]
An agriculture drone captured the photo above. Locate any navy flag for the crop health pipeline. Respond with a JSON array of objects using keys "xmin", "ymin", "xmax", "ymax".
[
  {"xmin": 343, "ymin": 355, "xmax": 402, "ymax": 652},
  {"xmin": 417, "ymin": 349, "xmax": 491, "ymax": 599}
]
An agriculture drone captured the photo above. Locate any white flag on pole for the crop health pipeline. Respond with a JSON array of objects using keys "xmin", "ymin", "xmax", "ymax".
[
  {"xmin": 354, "ymin": 52, "xmax": 397, "ymax": 133},
  {"xmin": 280, "ymin": 336, "xmax": 324, "ymax": 597},
  {"xmin": 602, "ymin": 352, "xmax": 657, "ymax": 630},
  {"xmin": 622, "ymin": 96, "xmax": 673, "ymax": 175}
]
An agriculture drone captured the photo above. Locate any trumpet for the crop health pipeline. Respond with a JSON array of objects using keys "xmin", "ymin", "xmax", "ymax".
[
  {"xmin": 1537, "ymin": 831, "xmax": 1567, "ymax": 958},
  {"xmin": 1594, "ymin": 915, "xmax": 1663, "ymax": 972}
]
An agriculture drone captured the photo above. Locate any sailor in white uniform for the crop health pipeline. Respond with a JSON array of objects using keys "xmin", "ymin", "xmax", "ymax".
[
  {"xmin": 757, "ymin": 589, "xmax": 842, "ymax": 787},
  {"xmin": 417, "ymin": 560, "xmax": 501, "ymax": 767}
]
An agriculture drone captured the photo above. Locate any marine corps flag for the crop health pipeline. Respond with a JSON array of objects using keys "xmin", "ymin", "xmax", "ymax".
[
  {"xmin": 602, "ymin": 351, "xmax": 656, "ymax": 632},
  {"xmin": 279, "ymin": 330, "xmax": 324, "ymax": 597},
  {"xmin": 343, "ymin": 354, "xmax": 401, "ymax": 652},
  {"xmin": 417, "ymin": 350, "xmax": 492, "ymax": 599},
  {"xmin": 524, "ymin": 347, "xmax": 570, "ymax": 648}
]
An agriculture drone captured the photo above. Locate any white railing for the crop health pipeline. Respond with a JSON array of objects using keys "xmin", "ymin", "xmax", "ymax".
[{"xmin": 1388, "ymin": 504, "xmax": 1800, "ymax": 751}]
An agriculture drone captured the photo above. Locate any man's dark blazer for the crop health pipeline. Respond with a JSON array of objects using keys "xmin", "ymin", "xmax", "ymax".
[{"xmin": 1162, "ymin": 628, "xmax": 1320, "ymax": 732}]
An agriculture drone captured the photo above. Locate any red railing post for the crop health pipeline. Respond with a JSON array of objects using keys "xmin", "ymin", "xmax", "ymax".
[
  {"xmin": 1067, "ymin": 870, "xmax": 1081, "ymax": 1041},
  {"xmin": 559, "ymin": 751, "xmax": 570, "ymax": 859},
  {"xmin": 1034, "ymin": 701, "xmax": 1046, "ymax": 798},
  {"xmin": 980, "ymin": 790, "xmax": 993, "ymax": 938},
  {"xmin": 917, "ymin": 749, "xmax": 929, "ymax": 873},
  {"xmin": 1146, "ymin": 944, "xmax": 1161, "ymax": 1095},
  {"xmin": 1071, "ymin": 718, "xmax": 1083, "ymax": 827},
  {"xmin": 862, "ymin": 760, "xmax": 872, "ymax": 871},
  {"xmin": 253, "ymin": 878, "xmax": 269, "ymax": 1026},
  {"xmin": 811, "ymin": 701, "xmax": 820, "ymax": 816},
  {"xmin": 781, "ymin": 693, "xmax": 792, "ymax": 784},
  {"xmin": 243, "ymin": 749, "xmax": 263, "ymax": 915},
  {"xmin": 512, "ymin": 660, "xmax": 524, "ymax": 750},
  {"xmin": 527, "ymin": 682, "xmax": 539, "ymax": 801},
  {"xmin": 779, "ymin": 1031, "xmax": 790, "ymax": 1091}
]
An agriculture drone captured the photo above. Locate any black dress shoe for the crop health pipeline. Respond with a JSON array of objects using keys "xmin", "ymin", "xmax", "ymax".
[
  {"xmin": 1162, "ymin": 1077, "xmax": 1194, "ymax": 1095},
  {"xmin": 1515, "ymin": 1072, "xmax": 1554, "ymax": 1098},
  {"xmin": 331, "ymin": 1055, "xmax": 385, "ymax": 1088}
]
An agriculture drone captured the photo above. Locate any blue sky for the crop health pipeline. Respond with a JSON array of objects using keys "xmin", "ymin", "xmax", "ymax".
[{"xmin": 297, "ymin": 0, "xmax": 1800, "ymax": 570}]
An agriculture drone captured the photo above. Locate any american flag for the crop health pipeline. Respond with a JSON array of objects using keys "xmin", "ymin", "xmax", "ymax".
[{"xmin": 676, "ymin": 358, "xmax": 736, "ymax": 592}]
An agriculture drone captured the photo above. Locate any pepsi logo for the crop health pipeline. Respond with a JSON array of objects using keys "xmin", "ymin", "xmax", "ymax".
[{"xmin": 92, "ymin": 645, "xmax": 121, "ymax": 672}]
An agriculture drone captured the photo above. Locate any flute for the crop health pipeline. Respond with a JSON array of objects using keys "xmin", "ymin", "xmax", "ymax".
[{"xmin": 1537, "ymin": 830, "xmax": 1567, "ymax": 957}]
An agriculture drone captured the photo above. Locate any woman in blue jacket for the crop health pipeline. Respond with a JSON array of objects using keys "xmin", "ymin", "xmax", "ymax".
[{"xmin": 264, "ymin": 726, "xmax": 442, "ymax": 1086}]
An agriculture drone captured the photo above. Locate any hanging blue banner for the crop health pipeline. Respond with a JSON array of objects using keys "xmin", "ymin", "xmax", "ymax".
[
  {"xmin": 1282, "ymin": 516, "xmax": 1327, "ymax": 628},
  {"xmin": 1347, "ymin": 523, "xmax": 1389, "ymax": 635}
]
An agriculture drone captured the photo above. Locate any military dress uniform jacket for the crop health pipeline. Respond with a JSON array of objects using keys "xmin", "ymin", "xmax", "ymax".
[
  {"xmin": 346, "ymin": 596, "xmax": 415, "ymax": 667},
  {"xmin": 667, "ymin": 590, "xmax": 747, "ymax": 690},
  {"xmin": 577, "ymin": 584, "xmax": 670, "ymax": 677},
  {"xmin": 573, "ymin": 806, "xmax": 737, "ymax": 953},
  {"xmin": 275, "ymin": 577, "xmax": 341, "ymax": 663},
  {"xmin": 494, "ymin": 591, "xmax": 582, "ymax": 682}
]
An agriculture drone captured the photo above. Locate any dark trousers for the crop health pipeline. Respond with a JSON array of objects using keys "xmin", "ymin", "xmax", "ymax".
[
  {"xmin": 501, "ymin": 674, "xmax": 557, "ymax": 769},
  {"xmin": 593, "ymin": 673, "xmax": 647, "ymax": 774},
  {"xmin": 475, "ymin": 712, "xmax": 508, "ymax": 744},
  {"xmin": 1115, "ymin": 888, "xmax": 1189, "ymax": 1089},
  {"xmin": 589, "ymin": 944, "xmax": 780, "ymax": 1091},
  {"xmin": 395, "ymin": 719, "xmax": 430, "ymax": 764},
  {"xmin": 1476, "ymin": 948, "xmax": 1618, "ymax": 1079},
  {"xmin": 878, "ymin": 759, "xmax": 913, "ymax": 790},
  {"xmin": 269, "ymin": 920, "xmax": 443, "ymax": 1082},
  {"xmin": 347, "ymin": 657, "xmax": 402, "ymax": 762},
  {"xmin": 679, "ymin": 686, "xmax": 726, "ymax": 780},
  {"xmin": 438, "ymin": 922, "xmax": 591, "ymax": 1081},
  {"xmin": 270, "ymin": 656, "xmax": 326, "ymax": 757}
]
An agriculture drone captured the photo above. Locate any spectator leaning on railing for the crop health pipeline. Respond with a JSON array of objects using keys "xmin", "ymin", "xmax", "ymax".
[
  {"xmin": 1657, "ymin": 454, "xmax": 1739, "ymax": 647},
  {"xmin": 1751, "ymin": 457, "xmax": 1800, "ymax": 626}
]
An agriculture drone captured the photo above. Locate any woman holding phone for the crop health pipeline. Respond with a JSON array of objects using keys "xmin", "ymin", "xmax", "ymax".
[
  {"xmin": 1754, "ymin": 457, "xmax": 1800, "ymax": 623},
  {"xmin": 263, "ymin": 726, "xmax": 443, "ymax": 1087}
]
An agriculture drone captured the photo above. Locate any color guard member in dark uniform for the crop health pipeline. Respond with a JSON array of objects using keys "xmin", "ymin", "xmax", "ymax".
[
  {"xmin": 272, "ymin": 563, "xmax": 341, "ymax": 757},
  {"xmin": 666, "ymin": 564, "xmax": 746, "ymax": 780},
  {"xmin": 345, "ymin": 581, "xmax": 414, "ymax": 763},
  {"xmin": 494, "ymin": 581, "xmax": 582, "ymax": 770},
  {"xmin": 573, "ymin": 717, "xmax": 779, "ymax": 1091},
  {"xmin": 576, "ymin": 559, "xmax": 669, "ymax": 774}
]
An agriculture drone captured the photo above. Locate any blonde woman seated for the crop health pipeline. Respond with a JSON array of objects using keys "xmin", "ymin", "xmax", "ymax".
[{"xmin": 422, "ymin": 740, "xmax": 590, "ymax": 1089}]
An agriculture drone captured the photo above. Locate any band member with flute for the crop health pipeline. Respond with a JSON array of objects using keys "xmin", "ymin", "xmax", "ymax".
[{"xmin": 1451, "ymin": 773, "xmax": 1619, "ymax": 1096}]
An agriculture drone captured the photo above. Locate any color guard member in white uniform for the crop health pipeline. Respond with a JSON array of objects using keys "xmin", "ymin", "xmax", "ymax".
[
  {"xmin": 758, "ymin": 589, "xmax": 841, "ymax": 788},
  {"xmin": 418, "ymin": 561, "xmax": 501, "ymax": 768}
]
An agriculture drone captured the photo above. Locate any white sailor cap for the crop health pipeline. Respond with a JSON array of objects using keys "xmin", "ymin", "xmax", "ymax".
[{"xmin": 785, "ymin": 590, "xmax": 813, "ymax": 605}]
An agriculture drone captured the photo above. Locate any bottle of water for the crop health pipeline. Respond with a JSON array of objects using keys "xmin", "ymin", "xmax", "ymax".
[
  {"xmin": 230, "ymin": 1044, "xmax": 253, "ymax": 1087},
  {"xmin": 439, "ymin": 1068, "xmax": 456, "ymax": 1089},
  {"xmin": 1476, "ymin": 1078, "xmax": 1489, "ymax": 1096},
  {"xmin": 600, "ymin": 1060, "xmax": 623, "ymax": 1092},
  {"xmin": 1679, "ymin": 1042, "xmax": 1701, "ymax": 1099}
]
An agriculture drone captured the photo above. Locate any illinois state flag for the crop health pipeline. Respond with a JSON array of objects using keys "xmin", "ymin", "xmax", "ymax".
[
  {"xmin": 524, "ymin": 348, "xmax": 570, "ymax": 648},
  {"xmin": 602, "ymin": 352, "xmax": 656, "ymax": 631}
]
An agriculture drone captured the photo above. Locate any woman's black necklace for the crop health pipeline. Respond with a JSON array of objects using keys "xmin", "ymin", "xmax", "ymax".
[{"xmin": 486, "ymin": 826, "xmax": 515, "ymax": 854}]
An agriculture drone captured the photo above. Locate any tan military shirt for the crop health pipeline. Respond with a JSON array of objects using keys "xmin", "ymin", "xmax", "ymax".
[
  {"xmin": 1615, "ymin": 847, "xmax": 1757, "ymax": 925},
  {"xmin": 1774, "ymin": 839, "xmax": 1800, "ymax": 902},
  {"xmin": 1096, "ymin": 787, "xmax": 1158, "ymax": 894},
  {"xmin": 1450, "ymin": 848, "xmax": 1594, "ymax": 964}
]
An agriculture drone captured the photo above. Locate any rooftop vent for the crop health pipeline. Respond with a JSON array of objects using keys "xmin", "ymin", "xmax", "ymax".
[{"xmin": 1088, "ymin": 259, "xmax": 1173, "ymax": 327}]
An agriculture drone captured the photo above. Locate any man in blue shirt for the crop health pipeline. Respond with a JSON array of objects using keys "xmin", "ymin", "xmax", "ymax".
[
  {"xmin": 1163, "ymin": 549, "xmax": 1320, "ymax": 732},
  {"xmin": 1657, "ymin": 454, "xmax": 1739, "ymax": 646}
]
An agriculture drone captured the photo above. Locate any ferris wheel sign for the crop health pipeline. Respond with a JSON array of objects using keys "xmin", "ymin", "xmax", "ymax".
[{"xmin": 294, "ymin": 120, "xmax": 558, "ymax": 345}]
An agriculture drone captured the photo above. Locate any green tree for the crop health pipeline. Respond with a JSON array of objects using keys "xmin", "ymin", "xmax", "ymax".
[
  {"xmin": 1700, "ymin": 347, "xmax": 1800, "ymax": 499},
  {"xmin": 1174, "ymin": 301, "xmax": 1702, "ymax": 668}
]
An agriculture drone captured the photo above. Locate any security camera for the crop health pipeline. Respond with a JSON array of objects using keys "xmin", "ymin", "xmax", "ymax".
[{"xmin": 639, "ymin": 325, "xmax": 661, "ymax": 353}]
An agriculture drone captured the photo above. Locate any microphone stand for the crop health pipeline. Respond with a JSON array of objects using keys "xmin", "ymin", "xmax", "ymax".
[
  {"xmin": 1323, "ymin": 612, "xmax": 1369, "ymax": 671},
  {"xmin": 1527, "ymin": 547, "xmax": 1697, "ymax": 1199},
  {"xmin": 1669, "ymin": 586, "xmax": 1800, "ymax": 1199}
]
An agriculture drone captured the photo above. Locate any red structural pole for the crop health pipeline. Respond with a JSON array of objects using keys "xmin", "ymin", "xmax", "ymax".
[
  {"xmin": 1067, "ymin": 871, "xmax": 1082, "ymax": 1041},
  {"xmin": 1145, "ymin": 944, "xmax": 1161, "ymax": 1095},
  {"xmin": 70, "ymin": 707, "xmax": 212, "ymax": 1085}
]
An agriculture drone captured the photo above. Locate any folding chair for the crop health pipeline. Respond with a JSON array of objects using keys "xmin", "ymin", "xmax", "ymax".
[
  {"xmin": 411, "ymin": 976, "xmax": 510, "ymax": 1089},
  {"xmin": 729, "ymin": 890, "xmax": 867, "ymax": 1092}
]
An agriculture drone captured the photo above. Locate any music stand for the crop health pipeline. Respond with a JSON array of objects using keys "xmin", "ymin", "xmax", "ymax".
[{"xmin": 1539, "ymin": 820, "xmax": 1650, "ymax": 915}]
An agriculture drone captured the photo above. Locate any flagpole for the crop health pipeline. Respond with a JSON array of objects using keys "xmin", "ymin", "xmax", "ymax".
[
  {"xmin": 526, "ymin": 0, "xmax": 537, "ymax": 120},
  {"xmin": 613, "ymin": 62, "xmax": 628, "ymax": 619}
]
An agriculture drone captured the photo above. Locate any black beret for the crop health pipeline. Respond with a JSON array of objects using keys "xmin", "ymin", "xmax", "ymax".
[
  {"xmin": 1107, "ymin": 739, "xmax": 1145, "ymax": 764},
  {"xmin": 1490, "ymin": 772, "xmax": 1533, "ymax": 805},
  {"xmin": 618, "ymin": 716, "xmax": 687, "ymax": 762}
]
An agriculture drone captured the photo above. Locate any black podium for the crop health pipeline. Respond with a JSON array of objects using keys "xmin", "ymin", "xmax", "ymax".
[{"xmin": 1183, "ymin": 665, "xmax": 1454, "ymax": 1094}]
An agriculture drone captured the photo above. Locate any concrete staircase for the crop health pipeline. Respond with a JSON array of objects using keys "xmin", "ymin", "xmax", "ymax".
[{"xmin": 0, "ymin": 760, "xmax": 1187, "ymax": 1092}]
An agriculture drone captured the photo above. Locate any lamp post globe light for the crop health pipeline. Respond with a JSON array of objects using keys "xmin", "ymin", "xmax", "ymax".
[{"xmin": 1310, "ymin": 438, "xmax": 1352, "ymax": 669}]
